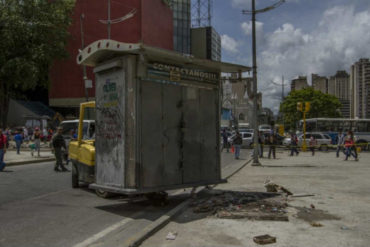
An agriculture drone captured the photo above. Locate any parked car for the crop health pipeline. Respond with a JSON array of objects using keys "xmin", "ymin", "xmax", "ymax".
[
  {"xmin": 258, "ymin": 124, "xmax": 272, "ymax": 134},
  {"xmin": 283, "ymin": 132, "xmax": 332, "ymax": 151},
  {"xmin": 238, "ymin": 128, "xmax": 254, "ymax": 133}
]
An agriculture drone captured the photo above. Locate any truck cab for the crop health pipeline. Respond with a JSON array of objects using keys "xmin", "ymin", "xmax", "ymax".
[{"xmin": 68, "ymin": 102, "xmax": 96, "ymax": 188}]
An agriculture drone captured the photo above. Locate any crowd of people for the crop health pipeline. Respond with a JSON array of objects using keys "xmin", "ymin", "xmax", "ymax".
[
  {"xmin": 0, "ymin": 126, "xmax": 69, "ymax": 172},
  {"xmin": 222, "ymin": 129, "xmax": 361, "ymax": 162}
]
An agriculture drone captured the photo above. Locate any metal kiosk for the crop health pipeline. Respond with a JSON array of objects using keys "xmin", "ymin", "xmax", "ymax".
[{"xmin": 77, "ymin": 39, "xmax": 250, "ymax": 195}]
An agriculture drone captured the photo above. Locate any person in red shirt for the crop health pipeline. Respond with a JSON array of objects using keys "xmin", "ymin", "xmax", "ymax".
[{"xmin": 0, "ymin": 128, "xmax": 7, "ymax": 171}]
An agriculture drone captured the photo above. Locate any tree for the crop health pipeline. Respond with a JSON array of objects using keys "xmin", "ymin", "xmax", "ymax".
[
  {"xmin": 0, "ymin": 0, "xmax": 75, "ymax": 127},
  {"xmin": 280, "ymin": 87, "xmax": 342, "ymax": 130}
]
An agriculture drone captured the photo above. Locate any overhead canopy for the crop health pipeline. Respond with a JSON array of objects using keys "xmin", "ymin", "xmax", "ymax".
[{"xmin": 77, "ymin": 39, "xmax": 251, "ymax": 73}]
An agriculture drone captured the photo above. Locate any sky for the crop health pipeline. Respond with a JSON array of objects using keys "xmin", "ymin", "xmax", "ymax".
[{"xmin": 211, "ymin": 0, "xmax": 370, "ymax": 113}]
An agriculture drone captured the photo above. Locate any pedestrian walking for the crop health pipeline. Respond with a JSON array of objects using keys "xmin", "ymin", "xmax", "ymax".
[
  {"xmin": 4, "ymin": 127, "xmax": 10, "ymax": 148},
  {"xmin": 233, "ymin": 132, "xmax": 242, "ymax": 159},
  {"xmin": 52, "ymin": 127, "xmax": 69, "ymax": 172},
  {"xmin": 290, "ymin": 133, "xmax": 299, "ymax": 156},
  {"xmin": 32, "ymin": 127, "xmax": 41, "ymax": 157},
  {"xmin": 268, "ymin": 133, "xmax": 277, "ymax": 159},
  {"xmin": 309, "ymin": 136, "xmax": 317, "ymax": 156},
  {"xmin": 0, "ymin": 128, "xmax": 7, "ymax": 172},
  {"xmin": 258, "ymin": 132, "xmax": 264, "ymax": 158},
  {"xmin": 221, "ymin": 129, "xmax": 229, "ymax": 152},
  {"xmin": 23, "ymin": 127, "xmax": 29, "ymax": 142},
  {"xmin": 344, "ymin": 131, "xmax": 358, "ymax": 161},
  {"xmin": 14, "ymin": 131, "xmax": 23, "ymax": 154},
  {"xmin": 336, "ymin": 131, "xmax": 346, "ymax": 157},
  {"xmin": 42, "ymin": 127, "xmax": 48, "ymax": 142}
]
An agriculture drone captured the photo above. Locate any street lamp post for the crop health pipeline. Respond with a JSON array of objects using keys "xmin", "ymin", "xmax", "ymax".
[{"xmin": 242, "ymin": 0, "xmax": 285, "ymax": 166}]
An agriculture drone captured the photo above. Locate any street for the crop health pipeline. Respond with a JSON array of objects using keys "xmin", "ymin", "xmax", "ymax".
[{"xmin": 0, "ymin": 151, "xmax": 249, "ymax": 247}]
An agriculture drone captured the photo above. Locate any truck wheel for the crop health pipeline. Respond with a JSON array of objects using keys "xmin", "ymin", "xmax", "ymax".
[
  {"xmin": 72, "ymin": 163, "xmax": 79, "ymax": 188},
  {"xmin": 145, "ymin": 192, "xmax": 168, "ymax": 206},
  {"xmin": 95, "ymin": 189, "xmax": 114, "ymax": 198}
]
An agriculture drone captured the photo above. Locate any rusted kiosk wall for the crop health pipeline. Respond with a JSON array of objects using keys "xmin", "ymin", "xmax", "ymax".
[{"xmin": 77, "ymin": 40, "xmax": 250, "ymax": 194}]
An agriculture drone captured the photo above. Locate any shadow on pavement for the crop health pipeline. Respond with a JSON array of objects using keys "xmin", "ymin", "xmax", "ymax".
[
  {"xmin": 0, "ymin": 170, "xmax": 14, "ymax": 173},
  {"xmin": 262, "ymin": 165, "xmax": 318, "ymax": 168},
  {"xmin": 94, "ymin": 193, "xmax": 189, "ymax": 220}
]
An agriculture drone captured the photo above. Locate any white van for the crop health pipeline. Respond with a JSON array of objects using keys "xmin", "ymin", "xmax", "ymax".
[
  {"xmin": 59, "ymin": 120, "xmax": 95, "ymax": 140},
  {"xmin": 59, "ymin": 120, "xmax": 95, "ymax": 157}
]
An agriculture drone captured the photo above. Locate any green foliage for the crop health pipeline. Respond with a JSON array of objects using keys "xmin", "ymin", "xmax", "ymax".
[
  {"xmin": 0, "ymin": 0, "xmax": 75, "ymax": 126},
  {"xmin": 280, "ymin": 87, "xmax": 342, "ymax": 130}
]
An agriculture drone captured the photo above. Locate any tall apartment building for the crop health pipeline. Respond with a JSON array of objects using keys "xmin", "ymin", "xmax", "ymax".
[
  {"xmin": 328, "ymin": 70, "xmax": 350, "ymax": 118},
  {"xmin": 191, "ymin": 26, "xmax": 221, "ymax": 61},
  {"xmin": 350, "ymin": 58, "xmax": 370, "ymax": 118},
  {"xmin": 291, "ymin": 76, "xmax": 308, "ymax": 92},
  {"xmin": 172, "ymin": 0, "xmax": 191, "ymax": 54},
  {"xmin": 312, "ymin": 74, "xmax": 328, "ymax": 94}
]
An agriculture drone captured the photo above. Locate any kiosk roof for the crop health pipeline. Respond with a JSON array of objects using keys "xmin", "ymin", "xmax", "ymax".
[{"xmin": 77, "ymin": 39, "xmax": 251, "ymax": 73}]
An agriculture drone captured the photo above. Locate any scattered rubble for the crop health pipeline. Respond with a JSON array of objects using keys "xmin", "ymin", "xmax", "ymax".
[
  {"xmin": 310, "ymin": 222, "xmax": 323, "ymax": 227},
  {"xmin": 191, "ymin": 191, "xmax": 289, "ymax": 221},
  {"xmin": 291, "ymin": 193, "xmax": 315, "ymax": 198},
  {"xmin": 253, "ymin": 234, "xmax": 277, "ymax": 245},
  {"xmin": 264, "ymin": 179, "xmax": 293, "ymax": 195},
  {"xmin": 295, "ymin": 206, "xmax": 340, "ymax": 222}
]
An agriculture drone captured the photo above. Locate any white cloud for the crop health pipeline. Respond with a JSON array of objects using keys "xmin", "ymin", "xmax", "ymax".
[
  {"xmin": 257, "ymin": 5, "xmax": 370, "ymax": 112},
  {"xmin": 221, "ymin": 34, "xmax": 239, "ymax": 53},
  {"xmin": 241, "ymin": 21, "xmax": 264, "ymax": 36}
]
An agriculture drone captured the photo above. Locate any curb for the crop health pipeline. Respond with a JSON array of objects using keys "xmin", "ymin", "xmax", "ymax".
[
  {"xmin": 223, "ymin": 158, "xmax": 252, "ymax": 180},
  {"xmin": 125, "ymin": 158, "xmax": 252, "ymax": 247},
  {"xmin": 6, "ymin": 158, "xmax": 55, "ymax": 167},
  {"xmin": 124, "ymin": 199, "xmax": 192, "ymax": 247}
]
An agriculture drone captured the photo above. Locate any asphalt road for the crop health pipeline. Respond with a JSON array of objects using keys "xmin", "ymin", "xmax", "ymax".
[
  {"xmin": 0, "ymin": 162, "xmax": 186, "ymax": 247},
  {"xmin": 0, "ymin": 152, "xmax": 248, "ymax": 247}
]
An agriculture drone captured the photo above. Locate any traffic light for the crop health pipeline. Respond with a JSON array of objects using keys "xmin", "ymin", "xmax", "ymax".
[
  {"xmin": 305, "ymin": 102, "xmax": 310, "ymax": 112},
  {"xmin": 297, "ymin": 102, "xmax": 303, "ymax": 112}
]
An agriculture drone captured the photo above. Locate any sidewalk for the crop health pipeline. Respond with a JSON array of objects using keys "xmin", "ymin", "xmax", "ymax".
[
  {"xmin": 141, "ymin": 151, "xmax": 370, "ymax": 247},
  {"xmin": 4, "ymin": 150, "xmax": 55, "ymax": 166},
  {"xmin": 7, "ymin": 140, "xmax": 51, "ymax": 151}
]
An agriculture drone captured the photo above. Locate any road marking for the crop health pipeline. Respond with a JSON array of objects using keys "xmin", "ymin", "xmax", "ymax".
[{"xmin": 73, "ymin": 211, "xmax": 145, "ymax": 247}]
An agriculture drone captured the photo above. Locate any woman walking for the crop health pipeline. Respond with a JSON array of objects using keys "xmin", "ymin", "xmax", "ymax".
[
  {"xmin": 32, "ymin": 127, "xmax": 42, "ymax": 157},
  {"xmin": 344, "ymin": 131, "xmax": 358, "ymax": 161}
]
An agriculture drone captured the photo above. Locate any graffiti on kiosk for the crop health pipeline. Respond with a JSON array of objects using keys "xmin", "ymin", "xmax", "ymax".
[
  {"xmin": 97, "ymin": 78, "xmax": 123, "ymax": 140},
  {"xmin": 103, "ymin": 78, "xmax": 119, "ymax": 107}
]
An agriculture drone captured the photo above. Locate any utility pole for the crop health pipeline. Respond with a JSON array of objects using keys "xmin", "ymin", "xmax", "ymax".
[
  {"xmin": 282, "ymin": 75, "xmax": 284, "ymax": 101},
  {"xmin": 80, "ymin": 13, "xmax": 89, "ymax": 102},
  {"xmin": 107, "ymin": 0, "xmax": 111, "ymax": 39},
  {"xmin": 243, "ymin": 0, "xmax": 285, "ymax": 166}
]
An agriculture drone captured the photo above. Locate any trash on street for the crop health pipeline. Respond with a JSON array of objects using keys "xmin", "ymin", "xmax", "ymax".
[
  {"xmin": 253, "ymin": 234, "xmax": 277, "ymax": 245},
  {"xmin": 166, "ymin": 232, "xmax": 178, "ymax": 240}
]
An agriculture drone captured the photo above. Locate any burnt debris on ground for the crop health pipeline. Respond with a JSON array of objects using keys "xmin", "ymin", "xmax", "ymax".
[
  {"xmin": 190, "ymin": 190, "xmax": 289, "ymax": 221},
  {"xmin": 295, "ymin": 206, "xmax": 340, "ymax": 223}
]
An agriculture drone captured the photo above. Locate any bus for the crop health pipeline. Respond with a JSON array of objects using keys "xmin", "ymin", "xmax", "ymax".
[{"xmin": 298, "ymin": 118, "xmax": 370, "ymax": 149}]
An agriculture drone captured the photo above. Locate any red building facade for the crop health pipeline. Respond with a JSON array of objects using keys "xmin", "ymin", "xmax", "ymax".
[{"xmin": 49, "ymin": 0, "xmax": 173, "ymax": 108}]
